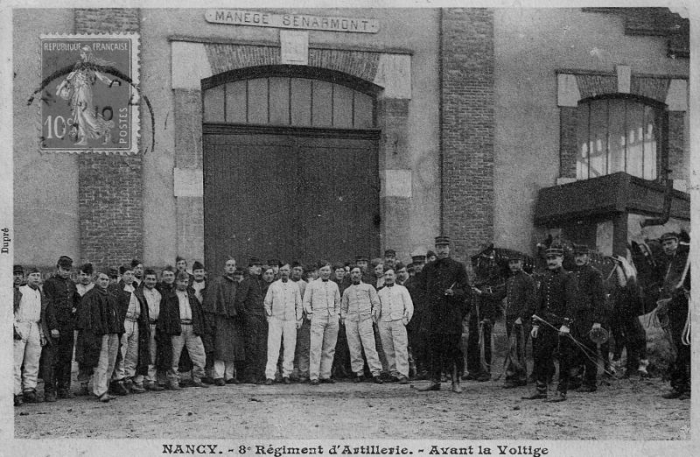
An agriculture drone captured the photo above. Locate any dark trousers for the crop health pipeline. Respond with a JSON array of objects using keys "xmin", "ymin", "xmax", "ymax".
[
  {"xmin": 332, "ymin": 322, "xmax": 352, "ymax": 378},
  {"xmin": 243, "ymin": 315, "xmax": 268, "ymax": 382},
  {"xmin": 407, "ymin": 327, "xmax": 428, "ymax": 375},
  {"xmin": 428, "ymin": 333, "xmax": 464, "ymax": 382},
  {"xmin": 504, "ymin": 317, "xmax": 528, "ymax": 383},
  {"xmin": 668, "ymin": 297, "xmax": 690, "ymax": 393},
  {"xmin": 577, "ymin": 336, "xmax": 599, "ymax": 388},
  {"xmin": 532, "ymin": 328, "xmax": 575, "ymax": 394},
  {"xmin": 611, "ymin": 311, "xmax": 647, "ymax": 370},
  {"xmin": 45, "ymin": 324, "xmax": 74, "ymax": 392},
  {"xmin": 466, "ymin": 313, "xmax": 491, "ymax": 376}
]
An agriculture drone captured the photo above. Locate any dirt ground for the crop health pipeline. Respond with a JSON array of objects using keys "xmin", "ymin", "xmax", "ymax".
[{"xmin": 14, "ymin": 367, "xmax": 690, "ymax": 440}]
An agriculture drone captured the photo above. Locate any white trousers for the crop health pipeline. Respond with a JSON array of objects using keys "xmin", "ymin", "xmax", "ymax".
[
  {"xmin": 168, "ymin": 324, "xmax": 206, "ymax": 384},
  {"xmin": 213, "ymin": 360, "xmax": 235, "ymax": 380},
  {"xmin": 13, "ymin": 322, "xmax": 42, "ymax": 395},
  {"xmin": 309, "ymin": 314, "xmax": 339, "ymax": 381},
  {"xmin": 93, "ymin": 334, "xmax": 120, "ymax": 397},
  {"xmin": 144, "ymin": 323, "xmax": 159, "ymax": 383},
  {"xmin": 265, "ymin": 317, "xmax": 297, "ymax": 379},
  {"xmin": 345, "ymin": 318, "xmax": 382, "ymax": 376},
  {"xmin": 378, "ymin": 320, "xmax": 409, "ymax": 378},
  {"xmin": 113, "ymin": 319, "xmax": 139, "ymax": 381}
]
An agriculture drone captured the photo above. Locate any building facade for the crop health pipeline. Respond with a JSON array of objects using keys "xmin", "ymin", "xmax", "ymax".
[{"xmin": 12, "ymin": 7, "xmax": 690, "ymax": 271}]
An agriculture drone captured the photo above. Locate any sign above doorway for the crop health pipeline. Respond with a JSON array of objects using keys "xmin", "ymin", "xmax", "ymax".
[{"xmin": 205, "ymin": 9, "xmax": 379, "ymax": 34}]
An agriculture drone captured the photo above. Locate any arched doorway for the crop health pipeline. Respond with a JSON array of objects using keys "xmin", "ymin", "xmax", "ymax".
[{"xmin": 202, "ymin": 65, "xmax": 382, "ymax": 269}]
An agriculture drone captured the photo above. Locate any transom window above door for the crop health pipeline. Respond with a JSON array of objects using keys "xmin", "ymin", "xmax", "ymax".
[{"xmin": 203, "ymin": 77, "xmax": 376, "ymax": 129}]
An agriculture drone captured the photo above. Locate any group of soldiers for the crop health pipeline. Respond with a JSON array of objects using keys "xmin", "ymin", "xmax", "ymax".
[{"xmin": 13, "ymin": 232, "xmax": 690, "ymax": 406}]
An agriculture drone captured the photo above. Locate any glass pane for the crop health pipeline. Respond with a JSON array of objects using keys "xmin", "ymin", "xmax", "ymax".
[
  {"xmin": 290, "ymin": 79, "xmax": 311, "ymax": 126},
  {"xmin": 576, "ymin": 103, "xmax": 590, "ymax": 180},
  {"xmin": 312, "ymin": 80, "xmax": 333, "ymax": 127},
  {"xmin": 225, "ymin": 81, "xmax": 247, "ymax": 124},
  {"xmin": 643, "ymin": 105, "xmax": 658, "ymax": 179},
  {"xmin": 589, "ymin": 99, "xmax": 608, "ymax": 178},
  {"xmin": 333, "ymin": 84, "xmax": 354, "ymax": 128},
  {"xmin": 203, "ymin": 85, "xmax": 225, "ymax": 123},
  {"xmin": 269, "ymin": 77, "xmax": 290, "ymax": 126},
  {"xmin": 626, "ymin": 101, "xmax": 644, "ymax": 178},
  {"xmin": 354, "ymin": 92, "xmax": 374, "ymax": 129},
  {"xmin": 608, "ymin": 99, "xmax": 626, "ymax": 174},
  {"xmin": 247, "ymin": 78, "xmax": 269, "ymax": 125}
]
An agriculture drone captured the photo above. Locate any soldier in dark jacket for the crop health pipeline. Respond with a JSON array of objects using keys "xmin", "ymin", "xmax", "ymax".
[
  {"xmin": 76, "ymin": 271, "xmax": 123, "ymax": 402},
  {"xmin": 236, "ymin": 258, "xmax": 268, "ymax": 384},
  {"xmin": 571, "ymin": 244, "xmax": 608, "ymax": 392},
  {"xmin": 522, "ymin": 245, "xmax": 578, "ymax": 402},
  {"xmin": 404, "ymin": 254, "xmax": 428, "ymax": 380},
  {"xmin": 657, "ymin": 232, "xmax": 691, "ymax": 400},
  {"xmin": 157, "ymin": 271, "xmax": 210, "ymax": 389},
  {"xmin": 474, "ymin": 251, "xmax": 535, "ymax": 387},
  {"xmin": 203, "ymin": 258, "xmax": 245, "ymax": 385},
  {"xmin": 416, "ymin": 236, "xmax": 470, "ymax": 393},
  {"xmin": 42, "ymin": 256, "xmax": 80, "ymax": 399}
]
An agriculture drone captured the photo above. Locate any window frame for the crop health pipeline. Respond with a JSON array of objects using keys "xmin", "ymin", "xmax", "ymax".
[{"xmin": 575, "ymin": 94, "xmax": 668, "ymax": 183}]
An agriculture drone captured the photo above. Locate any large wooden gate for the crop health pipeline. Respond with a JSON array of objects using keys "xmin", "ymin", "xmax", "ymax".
[{"xmin": 203, "ymin": 126, "xmax": 380, "ymax": 271}]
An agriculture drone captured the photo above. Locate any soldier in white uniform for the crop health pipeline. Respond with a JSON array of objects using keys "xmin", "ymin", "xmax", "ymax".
[{"xmin": 377, "ymin": 268, "xmax": 414, "ymax": 383}]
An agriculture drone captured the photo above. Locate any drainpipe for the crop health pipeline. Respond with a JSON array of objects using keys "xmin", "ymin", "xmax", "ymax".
[{"xmin": 438, "ymin": 8, "xmax": 444, "ymax": 234}]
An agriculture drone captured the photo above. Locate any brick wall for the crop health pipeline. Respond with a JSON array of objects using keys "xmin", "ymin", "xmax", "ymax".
[
  {"xmin": 76, "ymin": 9, "xmax": 143, "ymax": 270},
  {"xmin": 440, "ymin": 8, "xmax": 495, "ymax": 263}
]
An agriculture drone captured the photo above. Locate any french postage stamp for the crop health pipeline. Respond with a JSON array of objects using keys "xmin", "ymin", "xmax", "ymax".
[{"xmin": 39, "ymin": 34, "xmax": 140, "ymax": 154}]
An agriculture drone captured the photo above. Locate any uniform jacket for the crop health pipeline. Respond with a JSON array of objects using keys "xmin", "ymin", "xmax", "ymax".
[
  {"xmin": 235, "ymin": 274, "xmax": 266, "ymax": 318},
  {"xmin": 572, "ymin": 264, "xmax": 607, "ymax": 328},
  {"xmin": 377, "ymin": 284, "xmax": 414, "ymax": 323},
  {"xmin": 202, "ymin": 274, "xmax": 238, "ymax": 318},
  {"xmin": 303, "ymin": 278, "xmax": 341, "ymax": 318},
  {"xmin": 534, "ymin": 267, "xmax": 578, "ymax": 328},
  {"xmin": 157, "ymin": 288, "xmax": 209, "ymax": 337},
  {"xmin": 264, "ymin": 279, "xmax": 303, "ymax": 321},
  {"xmin": 482, "ymin": 270, "xmax": 536, "ymax": 320},
  {"xmin": 662, "ymin": 246, "xmax": 691, "ymax": 298},
  {"xmin": 415, "ymin": 257, "xmax": 470, "ymax": 334},
  {"xmin": 341, "ymin": 282, "xmax": 380, "ymax": 322},
  {"xmin": 14, "ymin": 284, "xmax": 58, "ymax": 345},
  {"xmin": 43, "ymin": 274, "xmax": 80, "ymax": 329},
  {"xmin": 76, "ymin": 286, "xmax": 123, "ymax": 368}
]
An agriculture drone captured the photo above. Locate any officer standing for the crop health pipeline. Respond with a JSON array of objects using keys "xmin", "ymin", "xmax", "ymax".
[
  {"xmin": 522, "ymin": 244, "xmax": 577, "ymax": 402},
  {"xmin": 571, "ymin": 244, "xmax": 608, "ymax": 393},
  {"xmin": 416, "ymin": 236, "xmax": 470, "ymax": 393}
]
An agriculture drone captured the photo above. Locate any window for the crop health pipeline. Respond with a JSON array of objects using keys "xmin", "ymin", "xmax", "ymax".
[
  {"xmin": 203, "ymin": 77, "xmax": 375, "ymax": 129},
  {"xmin": 576, "ymin": 96, "xmax": 663, "ymax": 181}
]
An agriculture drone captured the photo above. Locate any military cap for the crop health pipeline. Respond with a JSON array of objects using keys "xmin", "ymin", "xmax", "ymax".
[
  {"xmin": 13, "ymin": 265, "xmax": 24, "ymax": 275},
  {"xmin": 57, "ymin": 255, "xmax": 73, "ymax": 269},
  {"xmin": 506, "ymin": 251, "xmax": 525, "ymax": 261},
  {"xmin": 384, "ymin": 249, "xmax": 396, "ymax": 257},
  {"xmin": 660, "ymin": 232, "xmax": 679, "ymax": 243},
  {"xmin": 267, "ymin": 258, "xmax": 281, "ymax": 267},
  {"xmin": 434, "ymin": 235, "xmax": 451, "ymax": 246},
  {"xmin": 291, "ymin": 260, "xmax": 304, "ymax": 269},
  {"xmin": 80, "ymin": 263, "xmax": 94, "ymax": 275},
  {"xmin": 248, "ymin": 257, "xmax": 263, "ymax": 266},
  {"xmin": 411, "ymin": 254, "xmax": 426, "ymax": 264},
  {"xmin": 572, "ymin": 244, "xmax": 590, "ymax": 255},
  {"xmin": 175, "ymin": 256, "xmax": 186, "ymax": 263},
  {"xmin": 545, "ymin": 245, "xmax": 564, "ymax": 257},
  {"xmin": 192, "ymin": 260, "xmax": 205, "ymax": 271},
  {"xmin": 395, "ymin": 261, "xmax": 406, "ymax": 271},
  {"xmin": 355, "ymin": 255, "xmax": 369, "ymax": 262},
  {"xmin": 130, "ymin": 259, "xmax": 142, "ymax": 268}
]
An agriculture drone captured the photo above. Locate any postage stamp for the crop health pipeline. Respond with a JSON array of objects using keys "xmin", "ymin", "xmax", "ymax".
[{"xmin": 39, "ymin": 34, "xmax": 140, "ymax": 154}]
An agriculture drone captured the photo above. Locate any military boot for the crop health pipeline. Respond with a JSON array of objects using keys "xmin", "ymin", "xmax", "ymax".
[
  {"xmin": 451, "ymin": 366, "xmax": 463, "ymax": 393},
  {"xmin": 417, "ymin": 380, "xmax": 441, "ymax": 391}
]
